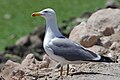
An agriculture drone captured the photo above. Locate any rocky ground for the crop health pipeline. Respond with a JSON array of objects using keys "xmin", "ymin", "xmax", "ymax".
[{"xmin": 1, "ymin": 0, "xmax": 120, "ymax": 80}]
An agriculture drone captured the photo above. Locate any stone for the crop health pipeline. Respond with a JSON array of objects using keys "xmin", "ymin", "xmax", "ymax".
[
  {"xmin": 21, "ymin": 54, "xmax": 51, "ymax": 70},
  {"xmin": 69, "ymin": 22, "xmax": 100, "ymax": 47},
  {"xmin": 101, "ymin": 39, "xmax": 112, "ymax": 48},
  {"xmin": 105, "ymin": 0, "xmax": 120, "ymax": 8},
  {"xmin": 43, "ymin": 54, "xmax": 57, "ymax": 68},
  {"xmin": 70, "ymin": 9, "xmax": 120, "ymax": 48},
  {"xmin": 11, "ymin": 70, "xmax": 25, "ymax": 80},
  {"xmin": 102, "ymin": 27, "xmax": 115, "ymax": 36},
  {"xmin": 21, "ymin": 54, "xmax": 36, "ymax": 67},
  {"xmin": 109, "ymin": 31, "xmax": 120, "ymax": 42},
  {"xmin": 0, "ymin": 60, "xmax": 20, "ymax": 80},
  {"xmin": 80, "ymin": 35, "xmax": 99, "ymax": 47},
  {"xmin": 110, "ymin": 42, "xmax": 120, "ymax": 52},
  {"xmin": 87, "ymin": 8, "xmax": 120, "ymax": 35},
  {"xmin": 0, "ymin": 54, "xmax": 56, "ymax": 80}
]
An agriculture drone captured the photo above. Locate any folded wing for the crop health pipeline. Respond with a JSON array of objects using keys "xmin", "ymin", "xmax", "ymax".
[{"xmin": 48, "ymin": 38, "xmax": 101, "ymax": 61}]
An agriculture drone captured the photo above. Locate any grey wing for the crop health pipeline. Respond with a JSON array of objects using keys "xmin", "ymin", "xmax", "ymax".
[{"xmin": 48, "ymin": 38, "xmax": 100, "ymax": 61}]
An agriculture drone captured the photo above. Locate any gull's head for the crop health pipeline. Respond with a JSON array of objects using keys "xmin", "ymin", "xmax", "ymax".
[{"xmin": 32, "ymin": 8, "xmax": 56, "ymax": 20}]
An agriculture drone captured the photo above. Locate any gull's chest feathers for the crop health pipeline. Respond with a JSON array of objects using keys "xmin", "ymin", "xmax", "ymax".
[{"xmin": 43, "ymin": 26, "xmax": 54, "ymax": 47}]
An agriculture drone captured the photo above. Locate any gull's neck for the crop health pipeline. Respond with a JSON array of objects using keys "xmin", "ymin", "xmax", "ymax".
[
  {"xmin": 46, "ymin": 17, "xmax": 63, "ymax": 37},
  {"xmin": 44, "ymin": 16, "xmax": 64, "ymax": 46}
]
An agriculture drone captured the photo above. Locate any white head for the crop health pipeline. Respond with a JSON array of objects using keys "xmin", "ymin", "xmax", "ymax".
[{"xmin": 32, "ymin": 8, "xmax": 56, "ymax": 20}]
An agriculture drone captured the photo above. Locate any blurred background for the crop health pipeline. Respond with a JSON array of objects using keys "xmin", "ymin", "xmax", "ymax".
[{"xmin": 0, "ymin": 0, "xmax": 106, "ymax": 51}]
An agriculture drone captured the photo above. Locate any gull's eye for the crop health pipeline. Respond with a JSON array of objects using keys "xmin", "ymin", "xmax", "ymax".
[{"xmin": 44, "ymin": 11, "xmax": 48, "ymax": 13}]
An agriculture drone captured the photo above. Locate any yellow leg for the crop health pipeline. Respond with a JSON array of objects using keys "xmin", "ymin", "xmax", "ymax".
[
  {"xmin": 60, "ymin": 65, "xmax": 63, "ymax": 76},
  {"xmin": 66, "ymin": 64, "xmax": 69, "ymax": 76}
]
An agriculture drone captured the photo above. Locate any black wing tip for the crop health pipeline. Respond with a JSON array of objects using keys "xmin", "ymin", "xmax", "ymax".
[{"xmin": 99, "ymin": 56, "xmax": 118, "ymax": 63}]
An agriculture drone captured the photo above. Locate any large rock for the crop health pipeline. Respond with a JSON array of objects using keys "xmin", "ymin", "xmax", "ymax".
[
  {"xmin": 87, "ymin": 8, "xmax": 120, "ymax": 35},
  {"xmin": 0, "ymin": 54, "xmax": 55, "ymax": 80},
  {"xmin": 105, "ymin": 0, "xmax": 120, "ymax": 8},
  {"xmin": 69, "ymin": 9, "xmax": 120, "ymax": 48},
  {"xmin": 69, "ymin": 8, "xmax": 120, "ymax": 58},
  {"xmin": 21, "ymin": 54, "xmax": 50, "ymax": 69},
  {"xmin": 0, "ymin": 60, "xmax": 20, "ymax": 80},
  {"xmin": 85, "ymin": 8, "xmax": 120, "ymax": 49},
  {"xmin": 69, "ymin": 22, "xmax": 100, "ymax": 47}
]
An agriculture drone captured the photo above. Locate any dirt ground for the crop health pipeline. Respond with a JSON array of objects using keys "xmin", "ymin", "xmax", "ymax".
[
  {"xmin": 41, "ymin": 54, "xmax": 120, "ymax": 80},
  {"xmin": 46, "ymin": 64, "xmax": 120, "ymax": 80}
]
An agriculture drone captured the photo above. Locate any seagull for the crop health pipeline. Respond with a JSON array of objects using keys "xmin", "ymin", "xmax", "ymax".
[{"xmin": 32, "ymin": 8, "xmax": 117, "ymax": 76}]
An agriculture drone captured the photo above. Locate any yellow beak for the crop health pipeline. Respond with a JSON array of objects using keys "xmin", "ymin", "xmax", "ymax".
[{"xmin": 31, "ymin": 12, "xmax": 41, "ymax": 17}]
